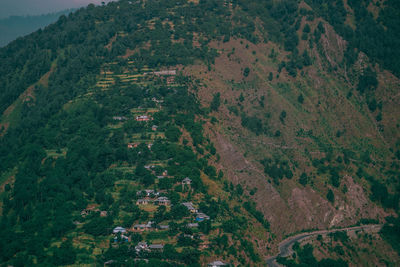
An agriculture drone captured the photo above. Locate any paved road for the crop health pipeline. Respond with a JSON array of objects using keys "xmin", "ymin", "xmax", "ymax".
[{"xmin": 266, "ymin": 224, "xmax": 382, "ymax": 267}]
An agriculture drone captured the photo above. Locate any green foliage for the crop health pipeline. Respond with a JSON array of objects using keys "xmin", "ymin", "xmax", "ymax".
[
  {"xmin": 298, "ymin": 94, "xmax": 304, "ymax": 104},
  {"xmin": 357, "ymin": 67, "xmax": 378, "ymax": 94},
  {"xmin": 380, "ymin": 216, "xmax": 400, "ymax": 255},
  {"xmin": 165, "ymin": 125, "xmax": 181, "ymax": 142},
  {"xmin": 243, "ymin": 67, "xmax": 250, "ymax": 77},
  {"xmin": 83, "ymin": 215, "xmax": 113, "ymax": 236},
  {"xmin": 327, "ymin": 189, "xmax": 334, "ymax": 203},
  {"xmin": 210, "ymin": 92, "xmax": 221, "ymax": 111},
  {"xmin": 261, "ymin": 157, "xmax": 293, "ymax": 184},
  {"xmin": 299, "ymin": 172, "xmax": 308, "ymax": 186},
  {"xmin": 243, "ymin": 201, "xmax": 270, "ymax": 230},
  {"xmin": 241, "ymin": 113, "xmax": 263, "ymax": 135},
  {"xmin": 278, "ymin": 243, "xmax": 348, "ymax": 266}
]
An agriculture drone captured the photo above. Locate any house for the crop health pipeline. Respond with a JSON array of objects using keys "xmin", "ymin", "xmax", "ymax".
[
  {"xmin": 136, "ymin": 198, "xmax": 150, "ymax": 205},
  {"xmin": 153, "ymin": 70, "xmax": 176, "ymax": 76},
  {"xmin": 151, "ymin": 125, "xmax": 158, "ymax": 131},
  {"xmin": 133, "ymin": 224, "xmax": 147, "ymax": 231},
  {"xmin": 133, "ymin": 221, "xmax": 154, "ymax": 232},
  {"xmin": 135, "ymin": 242, "xmax": 149, "ymax": 252},
  {"xmin": 182, "ymin": 202, "xmax": 198, "ymax": 213},
  {"xmin": 127, "ymin": 143, "xmax": 138, "ymax": 149},
  {"xmin": 151, "ymin": 97, "xmax": 164, "ymax": 103},
  {"xmin": 113, "ymin": 226, "xmax": 126, "ymax": 234},
  {"xmin": 182, "ymin": 177, "xmax": 192, "ymax": 190},
  {"xmin": 162, "ymin": 170, "xmax": 168, "ymax": 176},
  {"xmin": 187, "ymin": 223, "xmax": 199, "ymax": 228},
  {"xmin": 100, "ymin": 211, "xmax": 108, "ymax": 217},
  {"xmin": 158, "ymin": 225, "xmax": 169, "ymax": 230},
  {"xmin": 113, "ymin": 116, "xmax": 127, "ymax": 121},
  {"xmin": 114, "ymin": 234, "xmax": 129, "ymax": 243},
  {"xmin": 196, "ymin": 212, "xmax": 210, "ymax": 222},
  {"xmin": 147, "ymin": 143, "xmax": 153, "ymax": 150},
  {"xmin": 208, "ymin": 261, "xmax": 228, "ymax": 267},
  {"xmin": 155, "ymin": 196, "xmax": 170, "ymax": 206},
  {"xmin": 182, "ymin": 177, "xmax": 192, "ymax": 185},
  {"xmin": 136, "ymin": 115, "xmax": 150, "ymax": 121},
  {"xmin": 149, "ymin": 244, "xmax": 164, "ymax": 251},
  {"xmin": 137, "ymin": 189, "xmax": 158, "ymax": 198}
]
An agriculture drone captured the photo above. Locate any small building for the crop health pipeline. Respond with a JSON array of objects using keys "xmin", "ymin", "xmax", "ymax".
[
  {"xmin": 156, "ymin": 196, "xmax": 170, "ymax": 206},
  {"xmin": 133, "ymin": 221, "xmax": 154, "ymax": 232},
  {"xmin": 153, "ymin": 70, "xmax": 176, "ymax": 76},
  {"xmin": 151, "ymin": 125, "xmax": 158, "ymax": 131},
  {"xmin": 182, "ymin": 202, "xmax": 198, "ymax": 213},
  {"xmin": 158, "ymin": 225, "xmax": 169, "ymax": 230},
  {"xmin": 162, "ymin": 170, "xmax": 168, "ymax": 176},
  {"xmin": 113, "ymin": 226, "xmax": 126, "ymax": 234},
  {"xmin": 196, "ymin": 212, "xmax": 210, "ymax": 222},
  {"xmin": 136, "ymin": 115, "xmax": 150, "ymax": 121},
  {"xmin": 133, "ymin": 224, "xmax": 147, "ymax": 232},
  {"xmin": 147, "ymin": 143, "xmax": 153, "ymax": 150},
  {"xmin": 114, "ymin": 234, "xmax": 129, "ymax": 243},
  {"xmin": 100, "ymin": 211, "xmax": 108, "ymax": 217},
  {"xmin": 127, "ymin": 143, "xmax": 138, "ymax": 149},
  {"xmin": 137, "ymin": 189, "xmax": 158, "ymax": 198},
  {"xmin": 113, "ymin": 116, "xmax": 127, "ymax": 121},
  {"xmin": 136, "ymin": 199, "xmax": 150, "ymax": 205},
  {"xmin": 135, "ymin": 242, "xmax": 148, "ymax": 253},
  {"xmin": 187, "ymin": 223, "xmax": 199, "ymax": 228},
  {"xmin": 182, "ymin": 177, "xmax": 192, "ymax": 185},
  {"xmin": 182, "ymin": 177, "xmax": 192, "ymax": 190},
  {"xmin": 149, "ymin": 244, "xmax": 164, "ymax": 251},
  {"xmin": 208, "ymin": 261, "xmax": 228, "ymax": 267}
]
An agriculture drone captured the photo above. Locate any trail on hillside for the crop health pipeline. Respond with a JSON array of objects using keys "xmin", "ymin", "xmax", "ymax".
[{"xmin": 266, "ymin": 224, "xmax": 382, "ymax": 267}]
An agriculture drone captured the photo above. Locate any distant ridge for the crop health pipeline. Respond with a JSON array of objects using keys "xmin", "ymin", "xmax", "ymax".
[{"xmin": 0, "ymin": 9, "xmax": 75, "ymax": 47}]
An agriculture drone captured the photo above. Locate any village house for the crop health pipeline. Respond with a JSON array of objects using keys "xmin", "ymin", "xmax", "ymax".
[
  {"xmin": 151, "ymin": 125, "xmax": 158, "ymax": 131},
  {"xmin": 136, "ymin": 115, "xmax": 150, "ymax": 121},
  {"xmin": 136, "ymin": 198, "xmax": 150, "ymax": 205},
  {"xmin": 137, "ymin": 189, "xmax": 158, "ymax": 198},
  {"xmin": 153, "ymin": 70, "xmax": 176, "ymax": 76},
  {"xmin": 113, "ymin": 226, "xmax": 127, "ymax": 234},
  {"xmin": 187, "ymin": 223, "xmax": 199, "ymax": 228},
  {"xmin": 135, "ymin": 242, "xmax": 149, "ymax": 253},
  {"xmin": 151, "ymin": 97, "xmax": 164, "ymax": 103},
  {"xmin": 133, "ymin": 221, "xmax": 154, "ymax": 232},
  {"xmin": 113, "ymin": 116, "xmax": 127, "ymax": 121},
  {"xmin": 196, "ymin": 212, "xmax": 210, "ymax": 222},
  {"xmin": 127, "ymin": 143, "xmax": 139, "ymax": 149},
  {"xmin": 100, "ymin": 211, "xmax": 108, "ymax": 217},
  {"xmin": 162, "ymin": 170, "xmax": 168, "ymax": 176},
  {"xmin": 182, "ymin": 177, "xmax": 192, "ymax": 190},
  {"xmin": 155, "ymin": 196, "xmax": 170, "ymax": 206},
  {"xmin": 113, "ymin": 234, "xmax": 129, "ymax": 243},
  {"xmin": 149, "ymin": 244, "xmax": 164, "ymax": 251},
  {"xmin": 182, "ymin": 202, "xmax": 198, "ymax": 213},
  {"xmin": 208, "ymin": 261, "xmax": 228, "ymax": 267},
  {"xmin": 158, "ymin": 225, "xmax": 169, "ymax": 230}
]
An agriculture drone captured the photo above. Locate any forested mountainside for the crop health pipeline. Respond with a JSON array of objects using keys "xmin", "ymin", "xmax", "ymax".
[
  {"xmin": 0, "ymin": 0, "xmax": 400, "ymax": 266},
  {"xmin": 0, "ymin": 10, "xmax": 75, "ymax": 47}
]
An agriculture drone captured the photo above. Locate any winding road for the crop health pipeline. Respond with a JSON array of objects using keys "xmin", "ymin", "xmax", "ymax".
[{"xmin": 266, "ymin": 224, "xmax": 382, "ymax": 267}]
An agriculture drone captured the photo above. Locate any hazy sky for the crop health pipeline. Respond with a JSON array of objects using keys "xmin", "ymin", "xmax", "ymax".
[{"xmin": 0, "ymin": 0, "xmax": 114, "ymax": 19}]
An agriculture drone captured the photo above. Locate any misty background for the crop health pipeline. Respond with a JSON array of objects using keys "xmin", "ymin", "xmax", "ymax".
[{"xmin": 0, "ymin": 0, "xmax": 114, "ymax": 47}]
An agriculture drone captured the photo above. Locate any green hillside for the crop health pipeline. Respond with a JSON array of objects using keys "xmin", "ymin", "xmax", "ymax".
[{"xmin": 1, "ymin": 0, "xmax": 399, "ymax": 266}]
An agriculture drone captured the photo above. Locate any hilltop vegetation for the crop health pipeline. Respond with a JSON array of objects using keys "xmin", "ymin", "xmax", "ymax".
[
  {"xmin": 0, "ymin": 10, "xmax": 75, "ymax": 47},
  {"xmin": 0, "ymin": 0, "xmax": 400, "ymax": 266}
]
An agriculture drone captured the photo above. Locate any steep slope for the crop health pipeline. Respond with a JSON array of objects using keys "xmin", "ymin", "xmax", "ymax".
[{"xmin": 0, "ymin": 0, "xmax": 400, "ymax": 266}]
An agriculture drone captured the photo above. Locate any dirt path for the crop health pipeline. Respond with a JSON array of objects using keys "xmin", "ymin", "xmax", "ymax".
[{"xmin": 266, "ymin": 224, "xmax": 382, "ymax": 267}]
